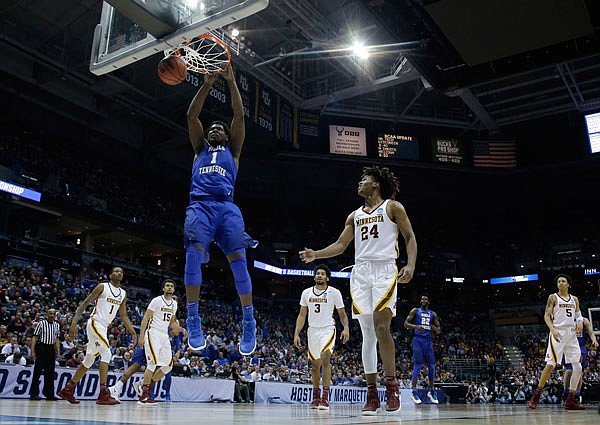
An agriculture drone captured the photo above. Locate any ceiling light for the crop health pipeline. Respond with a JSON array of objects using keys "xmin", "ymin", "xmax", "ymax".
[
  {"xmin": 352, "ymin": 42, "xmax": 369, "ymax": 60},
  {"xmin": 231, "ymin": 28, "xmax": 239, "ymax": 38}
]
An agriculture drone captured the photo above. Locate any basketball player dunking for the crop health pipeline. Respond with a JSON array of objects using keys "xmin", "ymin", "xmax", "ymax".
[
  {"xmin": 300, "ymin": 166, "xmax": 417, "ymax": 415},
  {"xmin": 294, "ymin": 264, "xmax": 350, "ymax": 410},
  {"xmin": 528, "ymin": 273, "xmax": 585, "ymax": 410},
  {"xmin": 185, "ymin": 65, "xmax": 257, "ymax": 355},
  {"xmin": 58, "ymin": 267, "xmax": 137, "ymax": 405},
  {"xmin": 404, "ymin": 293, "xmax": 440, "ymax": 404}
]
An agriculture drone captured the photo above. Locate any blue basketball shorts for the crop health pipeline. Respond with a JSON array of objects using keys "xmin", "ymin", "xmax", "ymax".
[
  {"xmin": 132, "ymin": 346, "xmax": 146, "ymax": 366},
  {"xmin": 412, "ymin": 336, "xmax": 435, "ymax": 364},
  {"xmin": 184, "ymin": 200, "xmax": 256, "ymax": 256}
]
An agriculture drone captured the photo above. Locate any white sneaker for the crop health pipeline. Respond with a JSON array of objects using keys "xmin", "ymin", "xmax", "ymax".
[
  {"xmin": 108, "ymin": 382, "xmax": 123, "ymax": 402},
  {"xmin": 133, "ymin": 381, "xmax": 143, "ymax": 397}
]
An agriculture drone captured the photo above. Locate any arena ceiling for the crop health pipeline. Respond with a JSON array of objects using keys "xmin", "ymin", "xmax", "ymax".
[{"xmin": 1, "ymin": 0, "xmax": 600, "ymax": 158}]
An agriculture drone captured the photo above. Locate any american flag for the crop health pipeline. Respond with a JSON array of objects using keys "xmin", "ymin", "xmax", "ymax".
[{"xmin": 472, "ymin": 141, "xmax": 517, "ymax": 168}]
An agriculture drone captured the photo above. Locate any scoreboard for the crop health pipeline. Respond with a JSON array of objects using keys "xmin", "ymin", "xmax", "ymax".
[{"xmin": 377, "ymin": 133, "xmax": 419, "ymax": 160}]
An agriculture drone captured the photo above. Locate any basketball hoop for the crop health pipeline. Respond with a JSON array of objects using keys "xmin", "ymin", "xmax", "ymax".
[{"xmin": 165, "ymin": 34, "xmax": 230, "ymax": 74}]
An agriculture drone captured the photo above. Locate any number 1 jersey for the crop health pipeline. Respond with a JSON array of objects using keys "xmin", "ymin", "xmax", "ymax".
[{"xmin": 190, "ymin": 144, "xmax": 237, "ymax": 202}]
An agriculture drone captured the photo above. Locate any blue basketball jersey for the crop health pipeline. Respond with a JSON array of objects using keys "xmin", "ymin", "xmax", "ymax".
[
  {"xmin": 414, "ymin": 308, "xmax": 433, "ymax": 338},
  {"xmin": 189, "ymin": 144, "xmax": 237, "ymax": 202}
]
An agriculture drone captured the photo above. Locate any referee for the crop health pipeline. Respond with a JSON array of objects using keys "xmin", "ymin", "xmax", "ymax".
[{"xmin": 29, "ymin": 308, "xmax": 60, "ymax": 401}]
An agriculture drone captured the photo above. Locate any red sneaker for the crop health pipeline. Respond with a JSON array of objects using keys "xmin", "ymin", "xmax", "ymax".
[
  {"xmin": 385, "ymin": 377, "xmax": 400, "ymax": 412},
  {"xmin": 138, "ymin": 383, "xmax": 158, "ymax": 406},
  {"xmin": 310, "ymin": 388, "xmax": 321, "ymax": 409},
  {"xmin": 361, "ymin": 385, "xmax": 381, "ymax": 416},
  {"xmin": 318, "ymin": 399, "xmax": 330, "ymax": 410},
  {"xmin": 564, "ymin": 393, "xmax": 585, "ymax": 410},
  {"xmin": 58, "ymin": 383, "xmax": 80, "ymax": 405},
  {"xmin": 96, "ymin": 385, "xmax": 120, "ymax": 405},
  {"xmin": 528, "ymin": 388, "xmax": 542, "ymax": 409}
]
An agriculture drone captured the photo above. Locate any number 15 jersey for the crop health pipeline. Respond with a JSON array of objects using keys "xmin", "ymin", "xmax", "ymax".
[
  {"xmin": 147, "ymin": 296, "xmax": 177, "ymax": 336},
  {"xmin": 354, "ymin": 199, "xmax": 398, "ymax": 261}
]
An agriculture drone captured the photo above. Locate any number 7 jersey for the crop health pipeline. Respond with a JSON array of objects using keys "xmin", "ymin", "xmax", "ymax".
[{"xmin": 354, "ymin": 199, "xmax": 398, "ymax": 261}]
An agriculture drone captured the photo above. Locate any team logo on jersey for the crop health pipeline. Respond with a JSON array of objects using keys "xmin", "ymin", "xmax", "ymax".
[{"xmin": 377, "ymin": 207, "xmax": 383, "ymax": 214}]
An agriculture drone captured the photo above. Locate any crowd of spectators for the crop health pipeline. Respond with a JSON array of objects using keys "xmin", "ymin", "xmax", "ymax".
[{"xmin": 1, "ymin": 258, "xmax": 512, "ymax": 392}]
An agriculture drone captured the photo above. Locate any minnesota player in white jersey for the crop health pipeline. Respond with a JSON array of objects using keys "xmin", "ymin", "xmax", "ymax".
[
  {"xmin": 528, "ymin": 273, "xmax": 585, "ymax": 410},
  {"xmin": 137, "ymin": 279, "xmax": 187, "ymax": 404},
  {"xmin": 294, "ymin": 264, "xmax": 350, "ymax": 410},
  {"xmin": 58, "ymin": 266, "xmax": 137, "ymax": 405},
  {"xmin": 300, "ymin": 166, "xmax": 417, "ymax": 415}
]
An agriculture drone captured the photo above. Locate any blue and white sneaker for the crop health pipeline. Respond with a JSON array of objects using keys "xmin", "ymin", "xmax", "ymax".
[
  {"xmin": 165, "ymin": 394, "xmax": 172, "ymax": 403},
  {"xmin": 411, "ymin": 389, "xmax": 422, "ymax": 405},
  {"xmin": 239, "ymin": 319, "xmax": 257, "ymax": 356},
  {"xmin": 186, "ymin": 316, "xmax": 206, "ymax": 350},
  {"xmin": 428, "ymin": 389, "xmax": 439, "ymax": 404}
]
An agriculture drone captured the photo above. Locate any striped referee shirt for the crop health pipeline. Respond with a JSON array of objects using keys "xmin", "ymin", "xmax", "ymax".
[{"xmin": 34, "ymin": 320, "xmax": 60, "ymax": 345}]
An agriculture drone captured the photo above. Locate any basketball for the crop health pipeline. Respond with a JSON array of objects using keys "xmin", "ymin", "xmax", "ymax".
[{"xmin": 158, "ymin": 56, "xmax": 187, "ymax": 85}]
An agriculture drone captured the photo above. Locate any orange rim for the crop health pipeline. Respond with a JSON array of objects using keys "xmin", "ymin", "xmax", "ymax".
[{"xmin": 173, "ymin": 33, "xmax": 231, "ymax": 62}]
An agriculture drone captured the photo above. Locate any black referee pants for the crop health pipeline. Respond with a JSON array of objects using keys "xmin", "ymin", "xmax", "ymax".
[{"xmin": 30, "ymin": 344, "xmax": 56, "ymax": 399}]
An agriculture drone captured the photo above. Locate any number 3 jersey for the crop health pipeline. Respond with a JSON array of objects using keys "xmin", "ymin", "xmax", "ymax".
[
  {"xmin": 146, "ymin": 296, "xmax": 177, "ymax": 336},
  {"xmin": 190, "ymin": 144, "xmax": 237, "ymax": 202},
  {"xmin": 354, "ymin": 199, "xmax": 398, "ymax": 261},
  {"xmin": 300, "ymin": 286, "xmax": 344, "ymax": 328},
  {"xmin": 90, "ymin": 283, "xmax": 126, "ymax": 327}
]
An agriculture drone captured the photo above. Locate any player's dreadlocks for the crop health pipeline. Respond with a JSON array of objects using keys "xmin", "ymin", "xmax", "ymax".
[{"xmin": 361, "ymin": 166, "xmax": 400, "ymax": 200}]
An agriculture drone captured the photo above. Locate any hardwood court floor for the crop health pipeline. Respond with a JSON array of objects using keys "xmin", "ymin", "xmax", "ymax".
[{"xmin": 0, "ymin": 399, "xmax": 598, "ymax": 425}]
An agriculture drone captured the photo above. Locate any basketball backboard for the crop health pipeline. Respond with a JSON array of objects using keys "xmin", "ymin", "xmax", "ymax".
[
  {"xmin": 590, "ymin": 307, "xmax": 600, "ymax": 336},
  {"xmin": 90, "ymin": 0, "xmax": 268, "ymax": 75}
]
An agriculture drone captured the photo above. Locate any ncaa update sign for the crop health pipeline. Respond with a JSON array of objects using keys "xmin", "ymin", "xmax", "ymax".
[{"xmin": 329, "ymin": 125, "xmax": 367, "ymax": 156}]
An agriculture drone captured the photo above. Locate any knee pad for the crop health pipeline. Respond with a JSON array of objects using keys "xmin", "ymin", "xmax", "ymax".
[
  {"xmin": 185, "ymin": 247, "xmax": 204, "ymax": 286},
  {"xmin": 160, "ymin": 365, "xmax": 172, "ymax": 375},
  {"xmin": 82, "ymin": 352, "xmax": 97, "ymax": 368},
  {"xmin": 357, "ymin": 315, "xmax": 378, "ymax": 374},
  {"xmin": 230, "ymin": 256, "xmax": 252, "ymax": 295}
]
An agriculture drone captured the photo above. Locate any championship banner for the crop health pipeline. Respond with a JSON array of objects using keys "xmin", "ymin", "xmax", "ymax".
[
  {"xmin": 254, "ymin": 381, "xmax": 440, "ymax": 405},
  {"xmin": 329, "ymin": 125, "xmax": 367, "ymax": 156},
  {"xmin": 431, "ymin": 137, "xmax": 465, "ymax": 164},
  {"xmin": 254, "ymin": 82, "xmax": 275, "ymax": 135},
  {"xmin": 296, "ymin": 110, "xmax": 319, "ymax": 151},
  {"xmin": 0, "ymin": 366, "xmax": 234, "ymax": 402},
  {"xmin": 237, "ymin": 69, "xmax": 255, "ymax": 122},
  {"xmin": 276, "ymin": 96, "xmax": 295, "ymax": 145}
]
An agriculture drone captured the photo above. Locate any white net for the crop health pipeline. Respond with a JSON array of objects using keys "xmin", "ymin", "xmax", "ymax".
[{"xmin": 165, "ymin": 34, "xmax": 230, "ymax": 74}]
